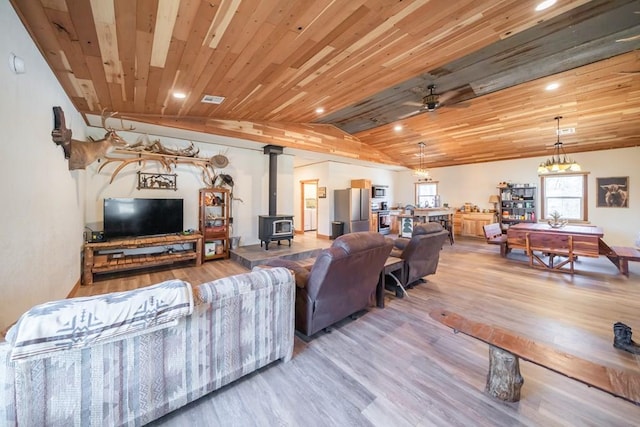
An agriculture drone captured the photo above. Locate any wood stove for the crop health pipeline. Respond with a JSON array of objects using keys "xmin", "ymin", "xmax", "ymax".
[
  {"xmin": 259, "ymin": 145, "xmax": 294, "ymax": 250},
  {"xmin": 258, "ymin": 215, "xmax": 293, "ymax": 250}
]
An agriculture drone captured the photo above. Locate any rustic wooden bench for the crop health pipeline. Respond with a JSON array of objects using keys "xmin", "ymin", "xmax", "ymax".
[
  {"xmin": 611, "ymin": 246, "xmax": 640, "ymax": 277},
  {"xmin": 430, "ymin": 309, "xmax": 640, "ymax": 405},
  {"xmin": 525, "ymin": 232, "xmax": 575, "ymax": 273}
]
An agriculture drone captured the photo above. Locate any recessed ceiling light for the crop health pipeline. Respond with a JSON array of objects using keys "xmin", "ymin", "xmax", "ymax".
[
  {"xmin": 535, "ymin": 0, "xmax": 556, "ymax": 12},
  {"xmin": 394, "ymin": 124, "xmax": 403, "ymax": 131},
  {"xmin": 545, "ymin": 82, "xmax": 560, "ymax": 91},
  {"xmin": 173, "ymin": 92, "xmax": 186, "ymax": 99},
  {"xmin": 315, "ymin": 107, "xmax": 325, "ymax": 114}
]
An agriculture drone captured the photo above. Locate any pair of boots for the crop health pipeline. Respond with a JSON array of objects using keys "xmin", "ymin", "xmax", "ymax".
[{"xmin": 613, "ymin": 322, "xmax": 640, "ymax": 354}]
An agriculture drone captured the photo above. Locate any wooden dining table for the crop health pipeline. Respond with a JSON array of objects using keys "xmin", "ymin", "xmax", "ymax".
[{"xmin": 506, "ymin": 223, "xmax": 605, "ymax": 258}]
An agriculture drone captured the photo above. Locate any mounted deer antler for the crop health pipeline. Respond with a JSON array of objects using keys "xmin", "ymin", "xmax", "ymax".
[
  {"xmin": 51, "ymin": 107, "xmax": 132, "ymax": 170},
  {"xmin": 125, "ymin": 134, "xmax": 200, "ymax": 157},
  {"xmin": 52, "ymin": 107, "xmax": 228, "ymax": 184}
]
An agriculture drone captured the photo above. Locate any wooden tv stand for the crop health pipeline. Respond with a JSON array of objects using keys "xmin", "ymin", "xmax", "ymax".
[{"xmin": 83, "ymin": 233, "xmax": 203, "ymax": 285}]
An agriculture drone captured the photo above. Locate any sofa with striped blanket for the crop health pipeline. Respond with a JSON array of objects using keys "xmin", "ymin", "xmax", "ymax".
[{"xmin": 0, "ymin": 267, "xmax": 295, "ymax": 426}]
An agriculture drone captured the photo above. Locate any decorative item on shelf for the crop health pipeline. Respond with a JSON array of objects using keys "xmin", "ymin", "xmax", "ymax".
[
  {"xmin": 537, "ymin": 116, "xmax": 581, "ymax": 174},
  {"xmin": 547, "ymin": 210, "xmax": 568, "ymax": 228},
  {"xmin": 137, "ymin": 172, "xmax": 177, "ymax": 190},
  {"xmin": 214, "ymin": 173, "xmax": 243, "ymax": 224},
  {"xmin": 413, "ymin": 142, "xmax": 431, "ymax": 180},
  {"xmin": 488, "ymin": 194, "xmax": 500, "ymax": 212},
  {"xmin": 211, "ymin": 152, "xmax": 229, "ymax": 169}
]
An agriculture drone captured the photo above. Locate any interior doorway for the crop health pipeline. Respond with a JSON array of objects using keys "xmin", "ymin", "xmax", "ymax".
[{"xmin": 300, "ymin": 180, "xmax": 319, "ymax": 234}]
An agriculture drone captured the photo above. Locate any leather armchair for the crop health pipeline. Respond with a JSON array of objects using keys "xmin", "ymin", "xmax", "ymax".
[
  {"xmin": 262, "ymin": 231, "xmax": 392, "ymax": 338},
  {"xmin": 389, "ymin": 222, "xmax": 448, "ymax": 287}
]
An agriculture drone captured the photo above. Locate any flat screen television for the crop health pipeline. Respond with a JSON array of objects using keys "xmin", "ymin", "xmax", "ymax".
[{"xmin": 103, "ymin": 198, "xmax": 183, "ymax": 239}]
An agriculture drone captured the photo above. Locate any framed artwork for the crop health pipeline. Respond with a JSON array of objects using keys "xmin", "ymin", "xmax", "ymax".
[
  {"xmin": 596, "ymin": 176, "xmax": 628, "ymax": 208},
  {"xmin": 137, "ymin": 172, "xmax": 177, "ymax": 190},
  {"xmin": 318, "ymin": 186, "xmax": 327, "ymax": 198}
]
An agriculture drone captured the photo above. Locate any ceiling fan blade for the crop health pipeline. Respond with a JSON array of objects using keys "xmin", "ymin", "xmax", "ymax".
[
  {"xmin": 438, "ymin": 89, "xmax": 460, "ymax": 104},
  {"xmin": 402, "ymin": 101, "xmax": 424, "ymax": 107},
  {"xmin": 615, "ymin": 34, "xmax": 640, "ymax": 42},
  {"xmin": 446, "ymin": 102, "xmax": 471, "ymax": 108},
  {"xmin": 397, "ymin": 110, "xmax": 422, "ymax": 120}
]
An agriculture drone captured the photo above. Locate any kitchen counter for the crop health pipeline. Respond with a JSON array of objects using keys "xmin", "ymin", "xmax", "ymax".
[
  {"xmin": 393, "ymin": 208, "xmax": 454, "ymax": 236},
  {"xmin": 414, "ymin": 208, "xmax": 454, "ymax": 217}
]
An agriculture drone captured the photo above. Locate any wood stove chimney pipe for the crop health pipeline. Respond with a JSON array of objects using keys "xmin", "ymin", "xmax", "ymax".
[{"xmin": 263, "ymin": 145, "xmax": 283, "ymax": 216}]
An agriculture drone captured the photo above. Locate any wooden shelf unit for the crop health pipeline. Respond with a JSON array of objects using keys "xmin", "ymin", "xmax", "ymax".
[
  {"xmin": 200, "ymin": 187, "xmax": 231, "ymax": 262},
  {"xmin": 499, "ymin": 186, "xmax": 537, "ymax": 231},
  {"xmin": 83, "ymin": 233, "xmax": 203, "ymax": 285}
]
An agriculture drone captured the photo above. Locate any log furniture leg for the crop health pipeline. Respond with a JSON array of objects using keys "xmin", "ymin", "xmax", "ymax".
[
  {"xmin": 486, "ymin": 345, "xmax": 524, "ymax": 402},
  {"xmin": 430, "ymin": 309, "xmax": 640, "ymax": 406},
  {"xmin": 611, "ymin": 246, "xmax": 640, "ymax": 277}
]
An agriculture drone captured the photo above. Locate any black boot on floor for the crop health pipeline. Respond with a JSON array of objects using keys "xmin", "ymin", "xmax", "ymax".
[{"xmin": 613, "ymin": 322, "xmax": 640, "ymax": 354}]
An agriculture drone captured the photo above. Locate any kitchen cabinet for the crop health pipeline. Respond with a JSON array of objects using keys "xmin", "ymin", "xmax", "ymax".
[
  {"xmin": 390, "ymin": 212, "xmax": 400, "ymax": 234},
  {"xmin": 456, "ymin": 212, "xmax": 496, "ymax": 238},
  {"xmin": 370, "ymin": 211, "xmax": 377, "ymax": 232},
  {"xmin": 350, "ymin": 179, "xmax": 371, "ymax": 189}
]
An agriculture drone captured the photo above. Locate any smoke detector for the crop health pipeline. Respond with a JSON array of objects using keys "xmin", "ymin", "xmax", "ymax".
[{"xmin": 8, "ymin": 53, "xmax": 25, "ymax": 74}]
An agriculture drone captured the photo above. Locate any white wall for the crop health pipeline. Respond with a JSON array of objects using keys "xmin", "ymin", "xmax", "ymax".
[
  {"xmin": 294, "ymin": 162, "xmax": 396, "ymax": 236},
  {"xmin": 83, "ymin": 130, "xmax": 279, "ymax": 247},
  {"xmin": 0, "ymin": 1, "xmax": 86, "ymax": 330},
  {"xmin": 394, "ymin": 146, "xmax": 640, "ymax": 246}
]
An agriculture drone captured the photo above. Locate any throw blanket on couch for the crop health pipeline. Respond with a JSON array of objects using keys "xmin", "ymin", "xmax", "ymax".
[{"xmin": 7, "ymin": 279, "xmax": 193, "ymax": 361}]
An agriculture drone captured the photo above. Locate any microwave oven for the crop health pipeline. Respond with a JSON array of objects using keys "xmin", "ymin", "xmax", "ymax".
[{"xmin": 371, "ymin": 186, "xmax": 387, "ymax": 198}]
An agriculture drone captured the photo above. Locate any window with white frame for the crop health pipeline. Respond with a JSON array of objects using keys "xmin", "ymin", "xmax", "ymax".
[
  {"xmin": 415, "ymin": 182, "xmax": 438, "ymax": 208},
  {"xmin": 540, "ymin": 173, "xmax": 588, "ymax": 222}
]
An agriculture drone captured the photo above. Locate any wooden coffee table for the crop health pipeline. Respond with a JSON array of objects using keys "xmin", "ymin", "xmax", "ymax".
[{"xmin": 611, "ymin": 246, "xmax": 640, "ymax": 277}]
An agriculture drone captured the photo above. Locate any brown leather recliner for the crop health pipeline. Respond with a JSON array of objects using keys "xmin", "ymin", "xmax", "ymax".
[
  {"xmin": 262, "ymin": 231, "xmax": 392, "ymax": 338},
  {"xmin": 390, "ymin": 222, "xmax": 448, "ymax": 288}
]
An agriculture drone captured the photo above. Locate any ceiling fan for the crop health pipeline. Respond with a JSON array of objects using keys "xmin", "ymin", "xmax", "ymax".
[{"xmin": 398, "ymin": 84, "xmax": 466, "ymax": 119}]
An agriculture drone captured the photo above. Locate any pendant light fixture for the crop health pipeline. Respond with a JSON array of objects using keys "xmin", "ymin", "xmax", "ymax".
[
  {"xmin": 537, "ymin": 116, "xmax": 581, "ymax": 174},
  {"xmin": 414, "ymin": 141, "xmax": 430, "ymax": 179}
]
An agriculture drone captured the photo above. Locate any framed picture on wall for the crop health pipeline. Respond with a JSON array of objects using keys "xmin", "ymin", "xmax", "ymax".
[
  {"xmin": 318, "ymin": 187, "xmax": 327, "ymax": 198},
  {"xmin": 596, "ymin": 176, "xmax": 628, "ymax": 208}
]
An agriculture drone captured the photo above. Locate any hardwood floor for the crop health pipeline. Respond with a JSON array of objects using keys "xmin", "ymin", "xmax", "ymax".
[{"xmin": 76, "ymin": 235, "xmax": 640, "ymax": 426}]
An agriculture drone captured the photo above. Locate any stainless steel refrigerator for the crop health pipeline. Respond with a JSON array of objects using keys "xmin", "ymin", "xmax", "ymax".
[{"xmin": 334, "ymin": 188, "xmax": 370, "ymax": 234}]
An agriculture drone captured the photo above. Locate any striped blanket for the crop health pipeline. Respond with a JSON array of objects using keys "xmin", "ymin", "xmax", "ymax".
[{"xmin": 6, "ymin": 279, "xmax": 193, "ymax": 361}]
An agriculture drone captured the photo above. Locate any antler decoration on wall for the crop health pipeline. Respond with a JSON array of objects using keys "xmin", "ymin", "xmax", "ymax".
[{"xmin": 51, "ymin": 107, "xmax": 228, "ymax": 184}]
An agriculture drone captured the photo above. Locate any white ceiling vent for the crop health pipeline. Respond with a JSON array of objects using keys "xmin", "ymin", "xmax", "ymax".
[
  {"xmin": 557, "ymin": 127, "xmax": 576, "ymax": 135},
  {"xmin": 201, "ymin": 95, "xmax": 226, "ymax": 104}
]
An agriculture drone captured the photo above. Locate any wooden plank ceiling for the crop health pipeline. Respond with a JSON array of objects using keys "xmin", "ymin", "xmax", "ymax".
[{"xmin": 10, "ymin": 0, "xmax": 640, "ymax": 171}]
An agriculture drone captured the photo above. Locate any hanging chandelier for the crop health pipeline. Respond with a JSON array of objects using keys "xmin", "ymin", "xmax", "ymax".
[
  {"xmin": 414, "ymin": 142, "xmax": 431, "ymax": 179},
  {"xmin": 537, "ymin": 116, "xmax": 581, "ymax": 174}
]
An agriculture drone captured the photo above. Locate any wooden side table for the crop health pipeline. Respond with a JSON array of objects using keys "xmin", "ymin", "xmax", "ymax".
[{"xmin": 376, "ymin": 256, "xmax": 405, "ymax": 308}]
